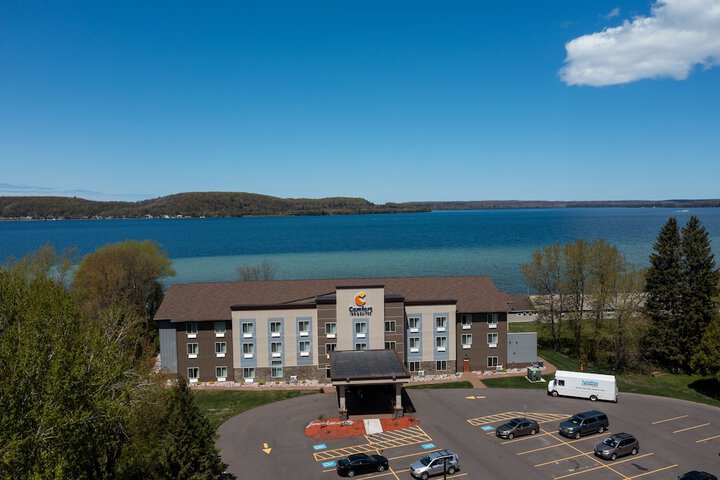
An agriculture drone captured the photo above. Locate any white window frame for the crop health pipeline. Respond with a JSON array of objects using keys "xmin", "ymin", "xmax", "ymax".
[
  {"xmin": 355, "ymin": 343, "xmax": 367, "ymax": 351},
  {"xmin": 488, "ymin": 313, "xmax": 498, "ymax": 329},
  {"xmin": 325, "ymin": 343, "xmax": 336, "ymax": 355},
  {"xmin": 186, "ymin": 322, "xmax": 198, "ymax": 338},
  {"xmin": 408, "ymin": 316, "xmax": 420, "ymax": 333},
  {"xmin": 436, "ymin": 360, "xmax": 447, "ymax": 371},
  {"xmin": 355, "ymin": 322, "xmax": 367, "ymax": 338},
  {"xmin": 271, "ymin": 342, "xmax": 282, "ymax": 357},
  {"xmin": 242, "ymin": 342, "xmax": 254, "ymax": 359},
  {"xmin": 461, "ymin": 314, "xmax": 472, "ymax": 330},
  {"xmin": 270, "ymin": 321, "xmax": 282, "ymax": 338},
  {"xmin": 435, "ymin": 316, "xmax": 447, "ymax": 332},
  {"xmin": 215, "ymin": 366, "xmax": 227, "ymax": 381},
  {"xmin": 384, "ymin": 320, "xmax": 396, "ymax": 333},
  {"xmin": 243, "ymin": 367, "xmax": 255, "ymax": 382},
  {"xmin": 215, "ymin": 341, "xmax": 227, "ymax": 357},
  {"xmin": 409, "ymin": 337, "xmax": 420, "ymax": 353},
  {"xmin": 487, "ymin": 356, "xmax": 499, "ymax": 367},
  {"xmin": 325, "ymin": 322, "xmax": 336, "ymax": 339},
  {"xmin": 187, "ymin": 343, "xmax": 198, "ymax": 358},
  {"xmin": 436, "ymin": 336, "xmax": 447, "ymax": 352},
  {"xmin": 488, "ymin": 332, "xmax": 498, "ymax": 348},
  {"xmin": 408, "ymin": 361, "xmax": 421, "ymax": 372},
  {"xmin": 242, "ymin": 322, "xmax": 254, "ymax": 338},
  {"xmin": 187, "ymin": 367, "xmax": 199, "ymax": 382},
  {"xmin": 461, "ymin": 333, "xmax": 472, "ymax": 349},
  {"xmin": 214, "ymin": 321, "xmax": 226, "ymax": 337},
  {"xmin": 385, "ymin": 341, "xmax": 396, "ymax": 350},
  {"xmin": 271, "ymin": 360, "xmax": 283, "ymax": 378},
  {"xmin": 298, "ymin": 320, "xmax": 310, "ymax": 337},
  {"xmin": 299, "ymin": 340, "xmax": 311, "ymax": 357}
]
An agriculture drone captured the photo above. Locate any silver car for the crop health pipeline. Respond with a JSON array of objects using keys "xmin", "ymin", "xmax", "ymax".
[
  {"xmin": 409, "ymin": 450, "xmax": 460, "ymax": 479},
  {"xmin": 594, "ymin": 433, "xmax": 639, "ymax": 460}
]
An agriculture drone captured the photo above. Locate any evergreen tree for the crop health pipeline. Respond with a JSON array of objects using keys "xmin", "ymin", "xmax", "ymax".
[
  {"xmin": 645, "ymin": 217, "xmax": 684, "ymax": 370},
  {"xmin": 691, "ymin": 315, "xmax": 720, "ymax": 381},
  {"xmin": 680, "ymin": 216, "xmax": 719, "ymax": 370},
  {"xmin": 155, "ymin": 378, "xmax": 224, "ymax": 480}
]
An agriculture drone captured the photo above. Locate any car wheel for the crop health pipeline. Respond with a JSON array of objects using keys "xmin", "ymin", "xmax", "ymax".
[
  {"xmin": 530, "ymin": 428, "xmax": 537, "ymax": 435},
  {"xmin": 508, "ymin": 433, "xmax": 514, "ymax": 439},
  {"xmin": 447, "ymin": 466, "xmax": 456, "ymax": 475},
  {"xmin": 347, "ymin": 470, "xmax": 355, "ymax": 477},
  {"xmin": 377, "ymin": 465, "xmax": 385, "ymax": 472},
  {"xmin": 590, "ymin": 395, "xmax": 598, "ymax": 402},
  {"xmin": 598, "ymin": 426, "xmax": 605, "ymax": 434},
  {"xmin": 421, "ymin": 473, "xmax": 429, "ymax": 480},
  {"xmin": 610, "ymin": 453, "xmax": 617, "ymax": 461},
  {"xmin": 631, "ymin": 448, "xmax": 638, "ymax": 455},
  {"xmin": 574, "ymin": 432, "xmax": 581, "ymax": 439},
  {"xmin": 551, "ymin": 390, "xmax": 559, "ymax": 397}
]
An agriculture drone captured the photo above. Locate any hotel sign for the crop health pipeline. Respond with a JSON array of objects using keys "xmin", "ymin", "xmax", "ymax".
[{"xmin": 349, "ymin": 291, "xmax": 374, "ymax": 316}]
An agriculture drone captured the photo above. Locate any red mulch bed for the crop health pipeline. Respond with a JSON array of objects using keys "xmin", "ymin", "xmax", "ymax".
[{"xmin": 305, "ymin": 416, "xmax": 420, "ymax": 439}]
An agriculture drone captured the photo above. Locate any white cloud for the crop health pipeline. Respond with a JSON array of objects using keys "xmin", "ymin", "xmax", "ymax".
[
  {"xmin": 560, "ymin": 0, "xmax": 720, "ymax": 86},
  {"xmin": 604, "ymin": 7, "xmax": 621, "ymax": 20}
]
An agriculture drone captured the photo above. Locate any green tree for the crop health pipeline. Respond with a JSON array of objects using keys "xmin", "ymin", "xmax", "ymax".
[
  {"xmin": 645, "ymin": 218, "xmax": 684, "ymax": 370},
  {"xmin": 691, "ymin": 315, "xmax": 720, "ymax": 381},
  {"xmin": 154, "ymin": 378, "xmax": 224, "ymax": 480},
  {"xmin": 237, "ymin": 259, "xmax": 277, "ymax": 281},
  {"xmin": 522, "ymin": 244, "xmax": 565, "ymax": 350},
  {"xmin": 563, "ymin": 240, "xmax": 589, "ymax": 357},
  {"xmin": 5, "ymin": 243, "xmax": 77, "ymax": 284},
  {"xmin": 72, "ymin": 240, "xmax": 175, "ymax": 347}
]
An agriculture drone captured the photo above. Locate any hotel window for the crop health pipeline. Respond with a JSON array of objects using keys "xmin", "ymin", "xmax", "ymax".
[
  {"xmin": 488, "ymin": 313, "xmax": 498, "ymax": 329},
  {"xmin": 215, "ymin": 342, "xmax": 227, "ymax": 357},
  {"xmin": 299, "ymin": 341, "xmax": 310, "ymax": 357},
  {"xmin": 187, "ymin": 367, "xmax": 199, "ymax": 382},
  {"xmin": 436, "ymin": 336, "xmax": 447, "ymax": 352},
  {"xmin": 242, "ymin": 343, "xmax": 254, "ymax": 358},
  {"xmin": 271, "ymin": 342, "xmax": 283, "ymax": 357},
  {"xmin": 270, "ymin": 321, "xmax": 282, "ymax": 337},
  {"xmin": 325, "ymin": 343, "xmax": 336, "ymax": 355},
  {"xmin": 409, "ymin": 337, "xmax": 420, "ymax": 353},
  {"xmin": 298, "ymin": 320, "xmax": 310, "ymax": 337},
  {"xmin": 461, "ymin": 315, "xmax": 472, "ymax": 330},
  {"xmin": 271, "ymin": 360, "xmax": 283, "ymax": 378},
  {"xmin": 408, "ymin": 361, "xmax": 421, "ymax": 372},
  {"xmin": 408, "ymin": 316, "xmax": 420, "ymax": 332},
  {"xmin": 384, "ymin": 321, "xmax": 396, "ymax": 333},
  {"xmin": 325, "ymin": 366, "xmax": 331, "ymax": 379},
  {"xmin": 436, "ymin": 360, "xmax": 447, "ymax": 371},
  {"xmin": 325, "ymin": 322, "xmax": 336, "ymax": 338},
  {"xmin": 186, "ymin": 322, "xmax": 198, "ymax": 337},
  {"xmin": 385, "ymin": 341, "xmax": 396, "ymax": 350},
  {"xmin": 216, "ymin": 366, "xmax": 227, "ymax": 381},
  {"xmin": 241, "ymin": 322, "xmax": 254, "ymax": 338},
  {"xmin": 355, "ymin": 343, "xmax": 367, "ymax": 351},
  {"xmin": 214, "ymin": 321, "xmax": 226, "ymax": 337},
  {"xmin": 461, "ymin": 334, "xmax": 472, "ymax": 349},
  {"xmin": 488, "ymin": 333, "xmax": 498, "ymax": 347},
  {"xmin": 243, "ymin": 367, "xmax": 255, "ymax": 380},
  {"xmin": 187, "ymin": 343, "xmax": 198, "ymax": 358},
  {"xmin": 355, "ymin": 322, "xmax": 367, "ymax": 337},
  {"xmin": 487, "ymin": 356, "xmax": 499, "ymax": 367},
  {"xmin": 435, "ymin": 316, "xmax": 447, "ymax": 332}
]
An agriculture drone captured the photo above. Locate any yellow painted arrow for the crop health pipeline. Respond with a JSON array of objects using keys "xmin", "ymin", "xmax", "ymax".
[
  {"xmin": 262, "ymin": 442, "xmax": 272, "ymax": 455},
  {"xmin": 465, "ymin": 395, "xmax": 486, "ymax": 400}
]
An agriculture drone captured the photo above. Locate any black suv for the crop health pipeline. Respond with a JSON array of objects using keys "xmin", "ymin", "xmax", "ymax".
[
  {"xmin": 678, "ymin": 473, "xmax": 718, "ymax": 480},
  {"xmin": 559, "ymin": 410, "xmax": 609, "ymax": 439}
]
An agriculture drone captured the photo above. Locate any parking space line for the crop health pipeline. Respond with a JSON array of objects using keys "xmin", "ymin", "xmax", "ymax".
[
  {"xmin": 624, "ymin": 464, "xmax": 677, "ymax": 479},
  {"xmin": 388, "ymin": 450, "xmax": 441, "ymax": 462},
  {"xmin": 314, "ymin": 426, "xmax": 433, "ymax": 461},
  {"xmin": 516, "ymin": 431, "xmax": 609, "ymax": 456},
  {"xmin": 468, "ymin": 411, "xmax": 568, "ymax": 427},
  {"xmin": 548, "ymin": 432, "xmax": 641, "ymax": 480},
  {"xmin": 651, "ymin": 415, "xmax": 688, "ymax": 425},
  {"xmin": 552, "ymin": 453, "xmax": 652, "ymax": 479},
  {"xmin": 673, "ymin": 423, "xmax": 710, "ymax": 434},
  {"xmin": 696, "ymin": 433, "xmax": 720, "ymax": 443},
  {"xmin": 501, "ymin": 431, "xmax": 556, "ymax": 444},
  {"xmin": 534, "ymin": 451, "xmax": 594, "ymax": 467}
]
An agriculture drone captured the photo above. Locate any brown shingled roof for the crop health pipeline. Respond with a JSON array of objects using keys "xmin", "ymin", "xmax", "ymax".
[
  {"xmin": 154, "ymin": 276, "xmax": 512, "ymax": 322},
  {"xmin": 508, "ymin": 294, "xmax": 535, "ymax": 312}
]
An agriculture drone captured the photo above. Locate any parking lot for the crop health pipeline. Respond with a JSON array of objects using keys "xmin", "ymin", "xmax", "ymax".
[{"xmin": 217, "ymin": 388, "xmax": 720, "ymax": 479}]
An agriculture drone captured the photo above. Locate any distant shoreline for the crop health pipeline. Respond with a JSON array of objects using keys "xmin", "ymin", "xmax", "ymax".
[{"xmin": 1, "ymin": 192, "xmax": 719, "ymax": 220}]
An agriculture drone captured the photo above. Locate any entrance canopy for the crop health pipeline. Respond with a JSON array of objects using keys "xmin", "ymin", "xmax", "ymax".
[{"xmin": 330, "ymin": 350, "xmax": 410, "ymax": 385}]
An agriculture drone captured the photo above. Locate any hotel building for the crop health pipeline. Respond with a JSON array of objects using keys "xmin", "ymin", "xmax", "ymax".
[{"xmin": 154, "ymin": 276, "xmax": 537, "ymax": 383}]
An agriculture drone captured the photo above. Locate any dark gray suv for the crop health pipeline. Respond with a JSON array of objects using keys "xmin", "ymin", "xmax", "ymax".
[
  {"xmin": 594, "ymin": 433, "xmax": 639, "ymax": 460},
  {"xmin": 559, "ymin": 410, "xmax": 609, "ymax": 439}
]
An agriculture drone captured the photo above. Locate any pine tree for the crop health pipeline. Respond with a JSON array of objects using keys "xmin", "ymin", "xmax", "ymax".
[
  {"xmin": 680, "ymin": 216, "xmax": 719, "ymax": 370},
  {"xmin": 691, "ymin": 315, "xmax": 720, "ymax": 381},
  {"xmin": 645, "ymin": 217, "xmax": 684, "ymax": 370},
  {"xmin": 155, "ymin": 378, "xmax": 225, "ymax": 480}
]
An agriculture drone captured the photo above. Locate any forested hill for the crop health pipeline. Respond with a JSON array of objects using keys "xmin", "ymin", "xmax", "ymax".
[
  {"xmin": 409, "ymin": 199, "xmax": 720, "ymax": 210},
  {"xmin": 0, "ymin": 192, "xmax": 428, "ymax": 219}
]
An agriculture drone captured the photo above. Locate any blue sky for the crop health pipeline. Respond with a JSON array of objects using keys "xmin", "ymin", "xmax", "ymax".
[{"xmin": 1, "ymin": 0, "xmax": 719, "ymax": 203}]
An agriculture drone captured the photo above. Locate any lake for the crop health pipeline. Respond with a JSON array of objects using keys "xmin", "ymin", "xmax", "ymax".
[{"xmin": 1, "ymin": 208, "xmax": 719, "ymax": 293}]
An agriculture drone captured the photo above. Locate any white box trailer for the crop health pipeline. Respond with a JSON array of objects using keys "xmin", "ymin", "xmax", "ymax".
[{"xmin": 547, "ymin": 370, "xmax": 618, "ymax": 402}]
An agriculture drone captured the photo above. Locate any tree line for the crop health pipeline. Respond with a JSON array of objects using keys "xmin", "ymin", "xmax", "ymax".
[
  {"xmin": 523, "ymin": 215, "xmax": 719, "ymax": 379},
  {"xmin": 0, "ymin": 241, "xmax": 224, "ymax": 479}
]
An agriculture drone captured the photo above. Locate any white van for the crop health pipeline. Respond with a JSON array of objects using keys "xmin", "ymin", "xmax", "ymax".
[{"xmin": 547, "ymin": 370, "xmax": 618, "ymax": 402}]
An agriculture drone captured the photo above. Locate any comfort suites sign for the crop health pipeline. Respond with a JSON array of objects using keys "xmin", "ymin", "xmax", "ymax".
[{"xmin": 349, "ymin": 291, "xmax": 374, "ymax": 316}]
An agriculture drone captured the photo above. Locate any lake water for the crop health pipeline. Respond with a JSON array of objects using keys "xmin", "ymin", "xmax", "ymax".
[{"xmin": 2, "ymin": 208, "xmax": 719, "ymax": 293}]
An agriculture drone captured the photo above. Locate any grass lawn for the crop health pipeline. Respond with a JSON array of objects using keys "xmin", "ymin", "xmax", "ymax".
[
  {"xmin": 194, "ymin": 389, "xmax": 319, "ymax": 430},
  {"xmin": 406, "ymin": 381, "xmax": 473, "ymax": 390},
  {"xmin": 508, "ymin": 321, "xmax": 539, "ymax": 333}
]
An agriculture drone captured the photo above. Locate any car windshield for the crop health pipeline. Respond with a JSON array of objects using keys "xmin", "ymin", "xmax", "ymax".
[
  {"xmin": 569, "ymin": 416, "xmax": 581, "ymax": 425},
  {"xmin": 508, "ymin": 419, "xmax": 521, "ymax": 427},
  {"xmin": 602, "ymin": 438, "xmax": 619, "ymax": 447},
  {"xmin": 420, "ymin": 455, "xmax": 432, "ymax": 466},
  {"xmin": 338, "ymin": 458, "xmax": 349, "ymax": 466}
]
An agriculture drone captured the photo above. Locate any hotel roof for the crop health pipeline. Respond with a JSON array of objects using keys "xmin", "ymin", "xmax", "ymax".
[{"xmin": 154, "ymin": 275, "xmax": 514, "ymax": 322}]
